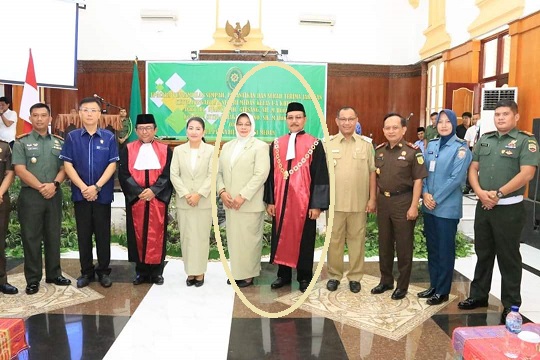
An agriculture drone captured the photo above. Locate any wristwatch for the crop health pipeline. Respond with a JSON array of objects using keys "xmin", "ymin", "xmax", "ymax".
[
  {"xmin": 53, "ymin": 181, "xmax": 60, "ymax": 189},
  {"xmin": 94, "ymin": 184, "xmax": 102, "ymax": 192},
  {"xmin": 496, "ymin": 189, "xmax": 504, "ymax": 198}
]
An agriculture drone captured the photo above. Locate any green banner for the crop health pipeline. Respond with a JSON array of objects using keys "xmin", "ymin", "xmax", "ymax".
[{"xmin": 146, "ymin": 61, "xmax": 327, "ymax": 142}]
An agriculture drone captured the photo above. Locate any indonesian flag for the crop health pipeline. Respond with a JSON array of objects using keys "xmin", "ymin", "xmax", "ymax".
[{"xmin": 19, "ymin": 49, "xmax": 39, "ymax": 134}]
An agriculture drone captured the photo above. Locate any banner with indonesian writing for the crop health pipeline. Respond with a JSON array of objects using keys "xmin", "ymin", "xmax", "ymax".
[{"xmin": 146, "ymin": 61, "xmax": 327, "ymax": 142}]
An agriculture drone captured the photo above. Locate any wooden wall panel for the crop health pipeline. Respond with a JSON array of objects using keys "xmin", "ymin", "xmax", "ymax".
[
  {"xmin": 388, "ymin": 76, "xmax": 422, "ymax": 142},
  {"xmin": 327, "ymin": 64, "xmax": 422, "ymax": 145},
  {"xmin": 44, "ymin": 61, "xmax": 146, "ymax": 128},
  {"xmin": 509, "ymin": 12, "xmax": 540, "ymax": 133},
  {"xmin": 443, "ymin": 41, "xmax": 481, "ymax": 84},
  {"xmin": 326, "ymin": 76, "xmax": 389, "ymax": 143}
]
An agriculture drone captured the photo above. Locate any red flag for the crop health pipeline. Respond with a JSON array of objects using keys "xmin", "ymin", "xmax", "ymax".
[{"xmin": 19, "ymin": 49, "xmax": 39, "ymax": 134}]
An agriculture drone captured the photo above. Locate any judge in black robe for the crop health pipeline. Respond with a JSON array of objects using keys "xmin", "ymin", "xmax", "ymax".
[
  {"xmin": 264, "ymin": 102, "xmax": 330, "ymax": 292},
  {"xmin": 119, "ymin": 114, "xmax": 173, "ymax": 285}
]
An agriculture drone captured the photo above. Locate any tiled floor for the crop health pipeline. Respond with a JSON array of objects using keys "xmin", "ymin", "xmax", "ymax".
[
  {"xmin": 4, "ymin": 240, "xmax": 540, "ymax": 360},
  {"xmin": 4, "ymin": 192, "xmax": 540, "ymax": 360}
]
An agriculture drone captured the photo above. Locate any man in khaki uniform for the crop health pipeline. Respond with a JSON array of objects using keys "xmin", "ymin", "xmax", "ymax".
[{"xmin": 326, "ymin": 107, "xmax": 376, "ymax": 293}]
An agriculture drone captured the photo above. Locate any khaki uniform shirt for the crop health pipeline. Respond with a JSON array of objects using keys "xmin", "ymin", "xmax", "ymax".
[
  {"xmin": 329, "ymin": 133, "xmax": 375, "ymax": 212},
  {"xmin": 12, "ymin": 131, "xmax": 64, "ymax": 186},
  {"xmin": 375, "ymin": 139, "xmax": 428, "ymax": 193},
  {"xmin": 473, "ymin": 128, "xmax": 539, "ymax": 197}
]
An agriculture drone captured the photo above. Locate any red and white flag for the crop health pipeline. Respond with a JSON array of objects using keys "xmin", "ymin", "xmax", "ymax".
[{"xmin": 19, "ymin": 49, "xmax": 39, "ymax": 133}]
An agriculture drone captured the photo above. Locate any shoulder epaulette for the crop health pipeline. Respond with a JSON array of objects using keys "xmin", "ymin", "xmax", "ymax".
[
  {"xmin": 375, "ymin": 142, "xmax": 387, "ymax": 150},
  {"xmin": 16, "ymin": 132, "xmax": 31, "ymax": 140},
  {"xmin": 428, "ymin": 138, "xmax": 440, "ymax": 142},
  {"xmin": 519, "ymin": 130, "xmax": 535, "ymax": 137},
  {"xmin": 324, "ymin": 135, "xmax": 335, "ymax": 143},
  {"xmin": 483, "ymin": 131, "xmax": 496, "ymax": 135},
  {"xmin": 52, "ymin": 134, "xmax": 64, "ymax": 141},
  {"xmin": 360, "ymin": 135, "xmax": 373, "ymax": 144},
  {"xmin": 456, "ymin": 138, "xmax": 467, "ymax": 144},
  {"xmin": 406, "ymin": 142, "xmax": 419, "ymax": 150}
]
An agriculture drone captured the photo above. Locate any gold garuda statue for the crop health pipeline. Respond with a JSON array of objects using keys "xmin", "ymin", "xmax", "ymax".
[{"xmin": 225, "ymin": 20, "xmax": 250, "ymax": 47}]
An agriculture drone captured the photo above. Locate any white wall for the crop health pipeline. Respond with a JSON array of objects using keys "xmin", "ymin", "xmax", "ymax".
[
  {"xmin": 446, "ymin": 0, "xmax": 479, "ymax": 47},
  {"xmin": 75, "ymin": 0, "xmax": 540, "ymax": 65},
  {"xmin": 77, "ymin": 0, "xmax": 425, "ymax": 64},
  {"xmin": 524, "ymin": 0, "xmax": 540, "ymax": 17}
]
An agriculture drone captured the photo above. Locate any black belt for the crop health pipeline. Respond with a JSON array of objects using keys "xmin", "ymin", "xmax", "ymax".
[{"xmin": 379, "ymin": 188, "xmax": 412, "ymax": 197}]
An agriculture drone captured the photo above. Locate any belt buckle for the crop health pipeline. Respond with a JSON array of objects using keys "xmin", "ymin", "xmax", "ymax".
[{"xmin": 384, "ymin": 191, "xmax": 390, "ymax": 197}]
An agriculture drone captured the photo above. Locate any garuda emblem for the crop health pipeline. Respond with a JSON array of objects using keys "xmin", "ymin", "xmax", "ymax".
[{"xmin": 225, "ymin": 20, "xmax": 250, "ymax": 47}]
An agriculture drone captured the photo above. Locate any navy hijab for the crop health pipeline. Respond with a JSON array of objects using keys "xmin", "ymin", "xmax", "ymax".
[{"xmin": 436, "ymin": 109, "xmax": 457, "ymax": 147}]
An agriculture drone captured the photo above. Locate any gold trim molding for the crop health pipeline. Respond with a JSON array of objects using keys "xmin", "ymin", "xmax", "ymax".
[
  {"xmin": 468, "ymin": 0, "xmax": 525, "ymax": 38},
  {"xmin": 419, "ymin": 0, "xmax": 451, "ymax": 59},
  {"xmin": 420, "ymin": 22, "xmax": 452, "ymax": 59}
]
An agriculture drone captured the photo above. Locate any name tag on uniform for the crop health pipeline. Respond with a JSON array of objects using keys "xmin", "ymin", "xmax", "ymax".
[
  {"xmin": 429, "ymin": 160, "xmax": 436, "ymax": 172},
  {"xmin": 332, "ymin": 149, "xmax": 339, "ymax": 153}
]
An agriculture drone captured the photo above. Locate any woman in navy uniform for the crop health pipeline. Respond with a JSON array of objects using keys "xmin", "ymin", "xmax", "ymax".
[{"xmin": 420, "ymin": 109, "xmax": 472, "ymax": 305}]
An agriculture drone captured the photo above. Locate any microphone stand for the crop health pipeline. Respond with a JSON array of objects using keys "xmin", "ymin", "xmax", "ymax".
[{"xmin": 99, "ymin": 98, "xmax": 123, "ymax": 114}]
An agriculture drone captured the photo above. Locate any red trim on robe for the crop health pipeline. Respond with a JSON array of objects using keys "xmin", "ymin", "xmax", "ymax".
[
  {"xmin": 127, "ymin": 141, "xmax": 168, "ymax": 264},
  {"xmin": 273, "ymin": 134, "xmax": 315, "ymax": 267}
]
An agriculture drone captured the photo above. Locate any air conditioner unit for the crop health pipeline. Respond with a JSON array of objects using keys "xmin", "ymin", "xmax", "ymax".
[
  {"xmin": 299, "ymin": 16, "xmax": 336, "ymax": 26},
  {"xmin": 140, "ymin": 9, "xmax": 177, "ymax": 21},
  {"xmin": 479, "ymin": 87, "xmax": 518, "ymax": 135}
]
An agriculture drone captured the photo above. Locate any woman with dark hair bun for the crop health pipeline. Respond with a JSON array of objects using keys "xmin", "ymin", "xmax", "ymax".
[{"xmin": 170, "ymin": 117, "xmax": 214, "ymax": 287}]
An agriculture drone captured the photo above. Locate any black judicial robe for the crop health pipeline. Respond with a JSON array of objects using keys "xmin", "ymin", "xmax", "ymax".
[
  {"xmin": 264, "ymin": 131, "xmax": 330, "ymax": 272},
  {"xmin": 119, "ymin": 141, "xmax": 173, "ymax": 266}
]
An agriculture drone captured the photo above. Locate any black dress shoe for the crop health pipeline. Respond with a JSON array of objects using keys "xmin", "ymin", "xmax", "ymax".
[
  {"xmin": 151, "ymin": 275, "xmax": 164, "ymax": 285},
  {"xmin": 271, "ymin": 277, "xmax": 291, "ymax": 289},
  {"xmin": 349, "ymin": 281, "xmax": 361, "ymax": 293},
  {"xmin": 76, "ymin": 275, "xmax": 95, "ymax": 288},
  {"xmin": 98, "ymin": 274, "xmax": 112, "ymax": 288},
  {"xmin": 371, "ymin": 283, "xmax": 394, "ymax": 294},
  {"xmin": 186, "ymin": 278, "xmax": 196, "ymax": 287},
  {"xmin": 194, "ymin": 276, "xmax": 205, "ymax": 287},
  {"xmin": 426, "ymin": 294, "xmax": 449, "ymax": 305},
  {"xmin": 326, "ymin": 279, "xmax": 339, "ymax": 291},
  {"xmin": 457, "ymin": 297, "xmax": 488, "ymax": 310},
  {"xmin": 0, "ymin": 283, "xmax": 18, "ymax": 294},
  {"xmin": 25, "ymin": 282, "xmax": 40, "ymax": 295},
  {"xmin": 237, "ymin": 279, "xmax": 253, "ymax": 288},
  {"xmin": 133, "ymin": 274, "xmax": 148, "ymax": 285},
  {"xmin": 391, "ymin": 288, "xmax": 407, "ymax": 300},
  {"xmin": 46, "ymin": 275, "xmax": 72, "ymax": 286},
  {"xmin": 417, "ymin": 287, "xmax": 436, "ymax": 298},
  {"xmin": 299, "ymin": 280, "xmax": 309, "ymax": 293}
]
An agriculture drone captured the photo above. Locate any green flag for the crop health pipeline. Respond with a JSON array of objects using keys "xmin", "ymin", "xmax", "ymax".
[{"xmin": 128, "ymin": 59, "xmax": 142, "ymax": 142}]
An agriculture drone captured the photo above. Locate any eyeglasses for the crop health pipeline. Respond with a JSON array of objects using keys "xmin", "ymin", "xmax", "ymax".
[
  {"xmin": 338, "ymin": 117, "xmax": 357, "ymax": 122},
  {"xmin": 286, "ymin": 115, "xmax": 305, "ymax": 121},
  {"xmin": 80, "ymin": 108, "xmax": 100, "ymax": 114},
  {"xmin": 137, "ymin": 126, "xmax": 155, "ymax": 132}
]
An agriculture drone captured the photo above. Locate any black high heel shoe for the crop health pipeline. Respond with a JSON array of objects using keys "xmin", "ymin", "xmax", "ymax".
[
  {"xmin": 194, "ymin": 275, "xmax": 205, "ymax": 287},
  {"xmin": 186, "ymin": 277, "xmax": 196, "ymax": 287}
]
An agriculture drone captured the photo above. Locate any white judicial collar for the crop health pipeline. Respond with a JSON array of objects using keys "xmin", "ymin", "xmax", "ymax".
[
  {"xmin": 134, "ymin": 143, "xmax": 161, "ymax": 170},
  {"xmin": 286, "ymin": 131, "xmax": 301, "ymax": 160}
]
